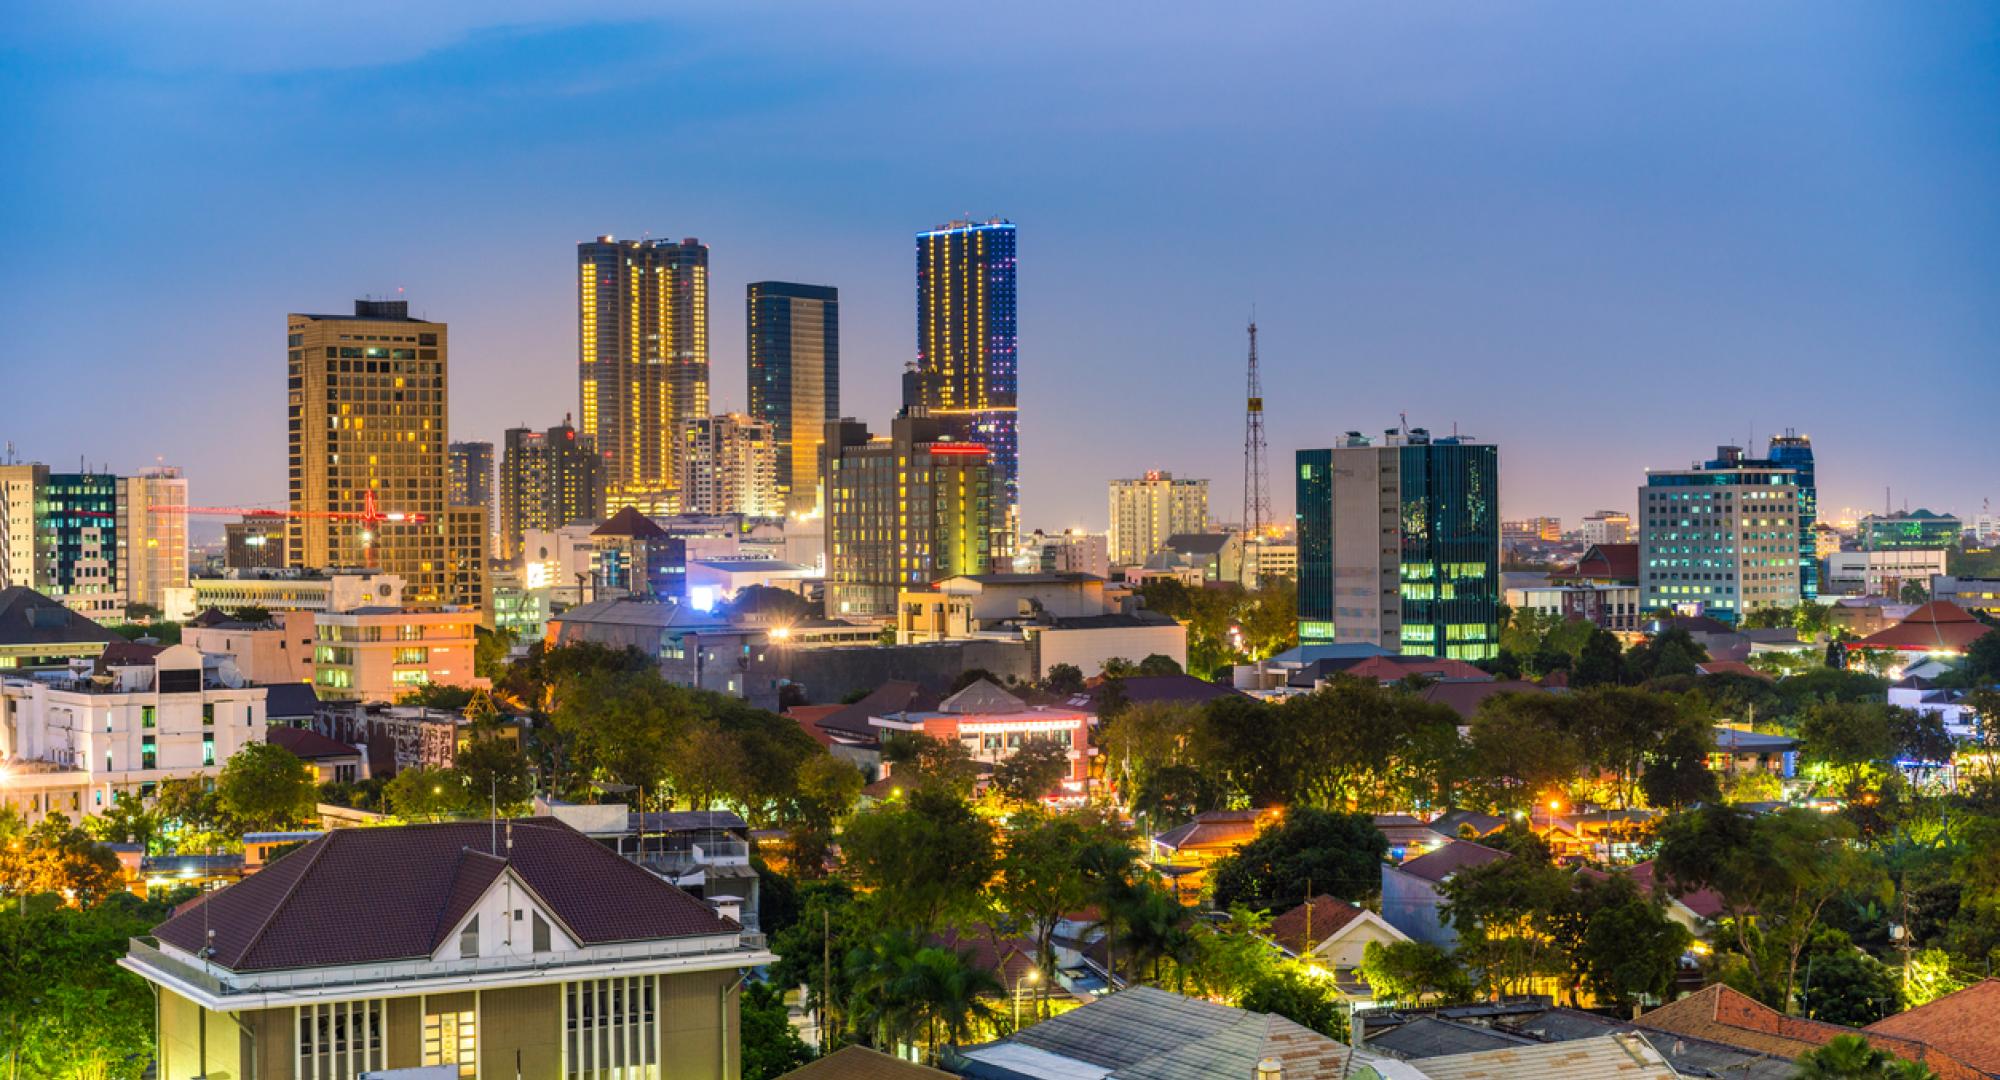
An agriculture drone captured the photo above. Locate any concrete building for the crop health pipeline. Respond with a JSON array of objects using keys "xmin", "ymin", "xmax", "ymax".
[
  {"xmin": 1023, "ymin": 529, "xmax": 1110, "ymax": 579},
  {"xmin": 1504, "ymin": 580, "xmax": 1642, "ymax": 632},
  {"xmin": 1640, "ymin": 445, "xmax": 1802, "ymax": 624},
  {"xmin": 0, "ymin": 586, "xmax": 118, "ymax": 670},
  {"xmin": 1150, "ymin": 532, "xmax": 1241, "ymax": 584},
  {"xmin": 310, "ymin": 605, "xmax": 483, "ymax": 703},
  {"xmin": 1824, "ymin": 549, "xmax": 1950, "ymax": 598},
  {"xmin": 447, "ymin": 440, "xmax": 494, "ymax": 518},
  {"xmin": 0, "ymin": 643, "xmax": 268, "ymax": 825},
  {"xmin": 182, "ymin": 609, "xmax": 315, "ymax": 686},
  {"xmin": 287, "ymin": 299, "xmax": 486, "ymax": 612},
  {"xmin": 1297, "ymin": 429, "xmax": 1501, "ymax": 660},
  {"xmin": 117, "ymin": 466, "xmax": 190, "ymax": 613},
  {"xmin": 1862, "ymin": 509, "xmax": 1963, "ymax": 551},
  {"xmin": 1577, "ymin": 510, "xmax": 1633, "ymax": 546},
  {"xmin": 824, "ymin": 415, "xmax": 998, "ymax": 618},
  {"xmin": 871, "ymin": 679, "xmax": 1093, "ymax": 795},
  {"xmin": 1933, "ymin": 576, "xmax": 2000, "ymax": 618},
  {"xmin": 1107, "ymin": 471, "xmax": 1208, "ymax": 568},
  {"xmin": 894, "ymin": 572, "xmax": 1186, "ymax": 678},
  {"xmin": 1240, "ymin": 537, "xmax": 1297, "ymax": 586},
  {"xmin": 680, "ymin": 412, "xmax": 781, "ymax": 517},
  {"xmin": 166, "ymin": 568, "xmax": 408, "ymax": 622},
  {"xmin": 122, "ymin": 819, "xmax": 770, "ymax": 1080},
  {"xmin": 498, "ymin": 420, "xmax": 603, "ymax": 564},
  {"xmin": 223, "ymin": 519, "xmax": 287, "ymax": 569},
  {"xmin": 1502, "ymin": 517, "xmax": 1563, "ymax": 543},
  {"xmin": 579, "ymin": 235, "xmax": 710, "ymax": 516},
  {"xmin": 746, "ymin": 281, "xmax": 840, "ymax": 515}
]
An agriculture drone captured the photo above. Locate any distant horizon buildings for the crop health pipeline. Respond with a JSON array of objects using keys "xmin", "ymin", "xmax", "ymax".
[
  {"xmin": 447, "ymin": 440, "xmax": 494, "ymax": 521},
  {"xmin": 498, "ymin": 420, "xmax": 603, "ymax": 564},
  {"xmin": 1297, "ymin": 428, "xmax": 1501, "ymax": 660},
  {"xmin": 1639, "ymin": 444, "xmax": 1801, "ymax": 624},
  {"xmin": 578, "ymin": 234, "xmax": 710, "ymax": 515},
  {"xmin": 908, "ymin": 220, "xmax": 1018, "ymax": 552},
  {"xmin": 1108, "ymin": 471, "xmax": 1209, "ymax": 568},
  {"xmin": 746, "ymin": 281, "xmax": 840, "ymax": 516},
  {"xmin": 680, "ymin": 413, "xmax": 781, "ymax": 518}
]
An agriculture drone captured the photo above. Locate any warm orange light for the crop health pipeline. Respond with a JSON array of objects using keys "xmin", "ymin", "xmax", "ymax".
[{"xmin": 1547, "ymin": 798, "xmax": 1564, "ymax": 813}]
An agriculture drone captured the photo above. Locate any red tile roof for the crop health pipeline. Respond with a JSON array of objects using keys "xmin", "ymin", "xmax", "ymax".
[
  {"xmin": 1636, "ymin": 984, "xmax": 1989, "ymax": 1079},
  {"xmin": 1269, "ymin": 895, "xmax": 1366, "ymax": 955},
  {"xmin": 153, "ymin": 818, "xmax": 735, "ymax": 971},
  {"xmin": 1337, "ymin": 655, "xmax": 1494, "ymax": 684},
  {"xmin": 1621, "ymin": 860, "xmax": 1727, "ymax": 921},
  {"xmin": 1419, "ymin": 679, "xmax": 1545, "ymax": 719},
  {"xmin": 1554, "ymin": 544, "xmax": 1640, "ymax": 583},
  {"xmin": 1865, "ymin": 980, "xmax": 2000, "ymax": 1075},
  {"xmin": 1855, "ymin": 601, "xmax": 1994, "ymax": 653}
]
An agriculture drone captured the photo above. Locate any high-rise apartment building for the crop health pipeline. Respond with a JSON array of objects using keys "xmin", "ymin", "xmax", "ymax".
[
  {"xmin": 224, "ymin": 520, "xmax": 288, "ymax": 569},
  {"xmin": 824, "ymin": 415, "xmax": 997, "ymax": 617},
  {"xmin": 578, "ymin": 235, "xmax": 710, "ymax": 515},
  {"xmin": 38, "ymin": 471, "xmax": 123, "ymax": 621},
  {"xmin": 0, "ymin": 464, "xmax": 50, "ymax": 595},
  {"xmin": 1639, "ymin": 445, "xmax": 1801, "ymax": 623},
  {"xmin": 910, "ymin": 220, "xmax": 1018, "ymax": 549},
  {"xmin": 498, "ymin": 421, "xmax": 604, "ymax": 564},
  {"xmin": 747, "ymin": 282, "xmax": 840, "ymax": 515},
  {"xmin": 447, "ymin": 440, "xmax": 494, "ymax": 518},
  {"xmin": 287, "ymin": 299, "xmax": 486, "ymax": 615},
  {"xmin": 1297, "ymin": 429, "xmax": 1501, "ymax": 660},
  {"xmin": 1108, "ymin": 472, "xmax": 1209, "ymax": 567},
  {"xmin": 681, "ymin": 414, "xmax": 781, "ymax": 518},
  {"xmin": 117, "ymin": 467, "xmax": 189, "ymax": 612}
]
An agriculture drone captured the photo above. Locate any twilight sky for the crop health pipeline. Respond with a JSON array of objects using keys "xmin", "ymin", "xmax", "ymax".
[{"xmin": 3, "ymin": 2, "xmax": 1997, "ymax": 535}]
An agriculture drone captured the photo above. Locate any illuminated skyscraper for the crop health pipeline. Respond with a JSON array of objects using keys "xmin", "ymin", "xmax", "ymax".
[
  {"xmin": 447, "ymin": 441, "xmax": 494, "ymax": 518},
  {"xmin": 577, "ymin": 235, "xmax": 710, "ymax": 514},
  {"xmin": 288, "ymin": 299, "xmax": 486, "ymax": 616},
  {"xmin": 1297, "ymin": 429, "xmax": 1501, "ymax": 659},
  {"xmin": 1640, "ymin": 445, "xmax": 1800, "ymax": 624},
  {"xmin": 498, "ymin": 421, "xmax": 602, "ymax": 563},
  {"xmin": 823, "ymin": 415, "xmax": 995, "ymax": 617},
  {"xmin": 681, "ymin": 413, "xmax": 781, "ymax": 517},
  {"xmin": 1765, "ymin": 432, "xmax": 1817, "ymax": 599},
  {"xmin": 910, "ymin": 220, "xmax": 1017, "ymax": 548},
  {"xmin": 747, "ymin": 281, "xmax": 839, "ymax": 515}
]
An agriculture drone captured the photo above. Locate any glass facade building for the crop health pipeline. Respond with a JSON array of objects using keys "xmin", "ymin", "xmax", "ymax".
[
  {"xmin": 1295, "ymin": 432, "xmax": 1500, "ymax": 659},
  {"xmin": 577, "ymin": 236, "xmax": 709, "ymax": 514},
  {"xmin": 910, "ymin": 220, "xmax": 1018, "ymax": 551},
  {"xmin": 1764, "ymin": 433, "xmax": 1817, "ymax": 599},
  {"xmin": 746, "ymin": 282, "xmax": 840, "ymax": 515},
  {"xmin": 1861, "ymin": 509, "xmax": 1962, "ymax": 551}
]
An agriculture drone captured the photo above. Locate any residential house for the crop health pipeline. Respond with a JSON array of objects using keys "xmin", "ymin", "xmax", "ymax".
[
  {"xmin": 870, "ymin": 679, "xmax": 1093, "ymax": 799},
  {"xmin": 1710, "ymin": 726, "xmax": 1798, "ymax": 779},
  {"xmin": 121, "ymin": 818, "xmax": 772, "ymax": 1080},
  {"xmin": 1267, "ymin": 895, "xmax": 1412, "ymax": 1000},
  {"xmin": 265, "ymin": 725, "xmax": 367, "ymax": 785},
  {"xmin": 1148, "ymin": 808, "xmax": 1283, "ymax": 898},
  {"xmin": 0, "ymin": 584, "xmax": 117, "ymax": 670},
  {"xmin": 1379, "ymin": 841, "xmax": 1510, "ymax": 949},
  {"xmin": 1634, "ymin": 983, "xmax": 1990, "ymax": 1080}
]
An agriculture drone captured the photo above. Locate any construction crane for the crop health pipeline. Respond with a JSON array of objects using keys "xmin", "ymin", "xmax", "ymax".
[{"xmin": 148, "ymin": 491, "xmax": 426, "ymax": 568}]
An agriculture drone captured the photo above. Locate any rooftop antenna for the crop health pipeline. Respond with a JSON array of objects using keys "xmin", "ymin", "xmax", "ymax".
[{"xmin": 1241, "ymin": 316, "xmax": 1270, "ymax": 539}]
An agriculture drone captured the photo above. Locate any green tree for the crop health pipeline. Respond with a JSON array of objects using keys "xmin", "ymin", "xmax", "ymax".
[
  {"xmin": 1041, "ymin": 663, "xmax": 1085, "ymax": 694},
  {"xmin": 767, "ymin": 880, "xmax": 867, "ymax": 1050},
  {"xmin": 452, "ymin": 728, "xmax": 535, "ymax": 813},
  {"xmin": 839, "ymin": 788, "xmax": 996, "ymax": 935},
  {"xmin": 1208, "ymin": 809, "xmax": 1387, "ymax": 911},
  {"xmin": 215, "ymin": 741, "xmax": 316, "ymax": 831},
  {"xmin": 385, "ymin": 766, "xmax": 473, "ymax": 820},
  {"xmin": 472, "ymin": 625, "xmax": 519, "ymax": 679},
  {"xmin": 1468, "ymin": 692, "xmax": 1586, "ymax": 810},
  {"xmin": 550, "ymin": 666, "xmax": 697, "ymax": 792},
  {"xmin": 1359, "ymin": 939, "xmax": 1473, "ymax": 1005},
  {"xmin": 1641, "ymin": 711, "xmax": 1722, "ymax": 810},
  {"xmin": 1238, "ymin": 967, "xmax": 1347, "ymax": 1039},
  {"xmin": 1626, "ymin": 627, "xmax": 1710, "ymax": 681},
  {"xmin": 84, "ymin": 793, "xmax": 162, "ymax": 851},
  {"xmin": 1573, "ymin": 627, "xmax": 1626, "ymax": 688},
  {"xmin": 1135, "ymin": 653, "xmax": 1183, "ymax": 676},
  {"xmin": 844, "ymin": 933, "xmax": 1001, "ymax": 1063},
  {"xmin": 740, "ymin": 981, "xmax": 816, "ymax": 1080},
  {"xmin": 998, "ymin": 811, "xmax": 1129, "ymax": 1015},
  {"xmin": 395, "ymin": 681, "xmax": 477, "ymax": 711},
  {"xmin": 1442, "ymin": 845, "xmax": 1574, "ymax": 997},
  {"xmin": 1181, "ymin": 906, "xmax": 1280, "ymax": 1002},
  {"xmin": 1796, "ymin": 931, "xmax": 1899, "ymax": 1026},
  {"xmin": 0, "ymin": 815, "xmax": 124, "ymax": 904},
  {"xmin": 1564, "ymin": 874, "xmax": 1691, "ymax": 1009},
  {"xmin": 878, "ymin": 732, "xmax": 981, "ymax": 798},
  {"xmin": 787, "ymin": 754, "xmax": 865, "ymax": 877},
  {"xmin": 991, "ymin": 740, "xmax": 1070, "ymax": 804}
]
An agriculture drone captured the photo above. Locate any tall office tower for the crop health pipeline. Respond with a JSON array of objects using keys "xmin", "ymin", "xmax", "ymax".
[
  {"xmin": 497, "ymin": 421, "xmax": 603, "ymax": 564},
  {"xmin": 910, "ymin": 220, "xmax": 1018, "ymax": 549},
  {"xmin": 42, "ymin": 471, "xmax": 124, "ymax": 621},
  {"xmin": 1639, "ymin": 445, "xmax": 1801, "ymax": 624},
  {"xmin": 578, "ymin": 235, "xmax": 710, "ymax": 514},
  {"xmin": 823, "ymin": 415, "xmax": 996, "ymax": 617},
  {"xmin": 1107, "ymin": 472, "xmax": 1210, "ymax": 567},
  {"xmin": 288, "ymin": 299, "xmax": 486, "ymax": 614},
  {"xmin": 1296, "ymin": 428, "xmax": 1501, "ymax": 659},
  {"xmin": 117, "ymin": 466, "xmax": 189, "ymax": 611},
  {"xmin": 0, "ymin": 463, "xmax": 50, "ymax": 591},
  {"xmin": 448, "ymin": 441, "xmax": 494, "ymax": 518},
  {"xmin": 746, "ymin": 282, "xmax": 840, "ymax": 515},
  {"xmin": 681, "ymin": 413, "xmax": 781, "ymax": 517},
  {"xmin": 1765, "ymin": 432, "xmax": 1817, "ymax": 599},
  {"xmin": 224, "ymin": 519, "xmax": 288, "ymax": 569}
]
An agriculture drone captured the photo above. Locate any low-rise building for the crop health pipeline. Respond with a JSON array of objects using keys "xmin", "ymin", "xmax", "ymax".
[
  {"xmin": 0, "ymin": 584, "xmax": 117, "ymax": 670},
  {"xmin": 1931, "ymin": 576, "xmax": 2000, "ymax": 618},
  {"xmin": 181, "ymin": 608, "xmax": 315, "ymax": 686},
  {"xmin": 0, "ymin": 643, "xmax": 267, "ymax": 824},
  {"xmin": 1380, "ymin": 840, "xmax": 1509, "ymax": 949},
  {"xmin": 314, "ymin": 701, "xmax": 521, "ymax": 776},
  {"xmin": 1824, "ymin": 548, "xmax": 1949, "ymax": 598},
  {"xmin": 310, "ymin": 606, "xmax": 483, "ymax": 703},
  {"xmin": 165, "ymin": 568, "xmax": 409, "ymax": 622},
  {"xmin": 895, "ymin": 573, "xmax": 1187, "ymax": 679},
  {"xmin": 871, "ymin": 679, "xmax": 1092, "ymax": 798},
  {"xmin": 1148, "ymin": 808, "xmax": 1282, "ymax": 896},
  {"xmin": 121, "ymin": 818, "xmax": 772, "ymax": 1080},
  {"xmin": 1267, "ymin": 895, "xmax": 1412, "ymax": 1000}
]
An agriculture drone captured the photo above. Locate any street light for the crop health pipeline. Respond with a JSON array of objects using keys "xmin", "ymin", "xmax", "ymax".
[{"xmin": 1014, "ymin": 967, "xmax": 1042, "ymax": 1029}]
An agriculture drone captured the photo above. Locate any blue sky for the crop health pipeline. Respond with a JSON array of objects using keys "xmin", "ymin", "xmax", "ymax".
[{"xmin": 2, "ymin": 2, "xmax": 1996, "ymax": 532}]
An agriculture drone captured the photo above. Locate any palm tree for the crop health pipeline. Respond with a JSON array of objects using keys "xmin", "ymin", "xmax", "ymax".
[
  {"xmin": 1113, "ymin": 882, "xmax": 1195, "ymax": 988},
  {"xmin": 844, "ymin": 932, "xmax": 924, "ymax": 1051},
  {"xmin": 901, "ymin": 946, "xmax": 1002, "ymax": 1061},
  {"xmin": 1076, "ymin": 836, "xmax": 1140, "ymax": 985},
  {"xmin": 846, "ymin": 932, "xmax": 1002, "ymax": 1064},
  {"xmin": 1791, "ymin": 1035, "xmax": 1939, "ymax": 1080}
]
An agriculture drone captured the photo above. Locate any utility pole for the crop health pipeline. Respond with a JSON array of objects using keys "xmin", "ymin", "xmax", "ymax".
[
  {"xmin": 822, "ymin": 907, "xmax": 833, "ymax": 1053},
  {"xmin": 1242, "ymin": 319, "xmax": 1270, "ymax": 541}
]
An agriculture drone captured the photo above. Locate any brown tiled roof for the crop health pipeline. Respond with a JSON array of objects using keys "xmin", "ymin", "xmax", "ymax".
[
  {"xmin": 153, "ymin": 818, "xmax": 734, "ymax": 972},
  {"xmin": 1636, "ymin": 984, "xmax": 1989, "ymax": 1080},
  {"xmin": 786, "ymin": 705, "xmax": 843, "ymax": 748},
  {"xmin": 1392, "ymin": 839, "xmax": 1509, "ymax": 884},
  {"xmin": 1695, "ymin": 660, "xmax": 1773, "ymax": 681},
  {"xmin": 264, "ymin": 725, "xmax": 363, "ymax": 761},
  {"xmin": 1864, "ymin": 980, "xmax": 2000, "ymax": 1075},
  {"xmin": 590, "ymin": 506, "xmax": 669, "ymax": 538},
  {"xmin": 1553, "ymin": 544, "xmax": 1640, "ymax": 583},
  {"xmin": 1337, "ymin": 655, "xmax": 1494, "ymax": 684},
  {"xmin": 777, "ymin": 1045, "xmax": 952, "ymax": 1079},
  {"xmin": 0, "ymin": 586, "xmax": 117, "ymax": 647},
  {"xmin": 1419, "ymin": 679, "xmax": 1545, "ymax": 719},
  {"xmin": 1624, "ymin": 859, "xmax": 1727, "ymax": 921},
  {"xmin": 1856, "ymin": 601, "xmax": 1994, "ymax": 653},
  {"xmin": 1269, "ymin": 895, "xmax": 1365, "ymax": 955},
  {"xmin": 1151, "ymin": 809, "xmax": 1275, "ymax": 853},
  {"xmin": 930, "ymin": 925, "xmax": 1040, "ymax": 986}
]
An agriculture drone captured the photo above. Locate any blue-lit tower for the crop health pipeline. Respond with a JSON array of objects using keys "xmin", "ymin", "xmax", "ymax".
[
  {"xmin": 1767, "ymin": 432, "xmax": 1817, "ymax": 599},
  {"xmin": 911, "ymin": 219, "xmax": 1017, "ymax": 553}
]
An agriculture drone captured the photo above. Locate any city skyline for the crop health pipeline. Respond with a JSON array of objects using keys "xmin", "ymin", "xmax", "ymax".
[{"xmin": 4, "ymin": 3, "xmax": 1997, "ymax": 533}]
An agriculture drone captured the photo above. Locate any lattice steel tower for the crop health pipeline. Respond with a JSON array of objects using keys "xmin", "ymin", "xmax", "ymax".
[{"xmin": 1241, "ymin": 320, "xmax": 1270, "ymax": 538}]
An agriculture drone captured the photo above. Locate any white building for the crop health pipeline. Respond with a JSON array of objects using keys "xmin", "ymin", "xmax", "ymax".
[
  {"xmin": 0, "ymin": 643, "xmax": 267, "ymax": 824},
  {"xmin": 1108, "ymin": 472, "xmax": 1208, "ymax": 568},
  {"xmin": 165, "ymin": 569, "xmax": 406, "ymax": 622},
  {"xmin": 1639, "ymin": 446, "xmax": 1801, "ymax": 622},
  {"xmin": 1022, "ymin": 529, "xmax": 1111, "ymax": 579},
  {"xmin": 680, "ymin": 413, "xmax": 781, "ymax": 518},
  {"xmin": 1578, "ymin": 510, "xmax": 1634, "ymax": 546},
  {"xmin": 1823, "ymin": 549, "xmax": 1949, "ymax": 598},
  {"xmin": 1241, "ymin": 538, "xmax": 1297, "ymax": 585}
]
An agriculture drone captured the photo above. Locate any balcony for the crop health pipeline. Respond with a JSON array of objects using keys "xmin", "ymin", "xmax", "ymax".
[{"xmin": 630, "ymin": 838, "xmax": 751, "ymax": 877}]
